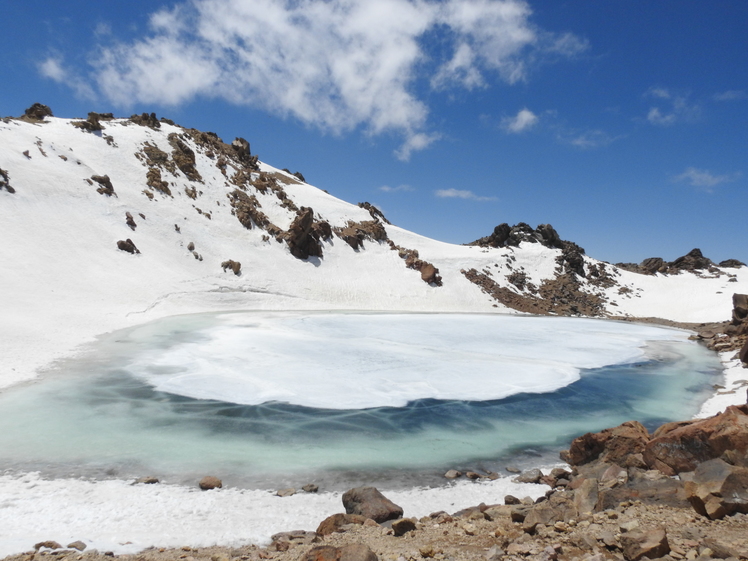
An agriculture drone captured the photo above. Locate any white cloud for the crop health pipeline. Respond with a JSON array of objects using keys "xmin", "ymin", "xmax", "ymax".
[
  {"xmin": 435, "ymin": 188, "xmax": 497, "ymax": 201},
  {"xmin": 501, "ymin": 108, "xmax": 538, "ymax": 133},
  {"xmin": 565, "ymin": 129, "xmax": 616, "ymax": 149},
  {"xmin": 379, "ymin": 184, "xmax": 415, "ymax": 193},
  {"xmin": 644, "ymin": 87, "xmax": 699, "ymax": 126},
  {"xmin": 673, "ymin": 167, "xmax": 741, "ymax": 192},
  {"xmin": 53, "ymin": 0, "xmax": 584, "ymax": 159},
  {"xmin": 38, "ymin": 56, "xmax": 96, "ymax": 100},
  {"xmin": 714, "ymin": 90, "xmax": 747, "ymax": 102}
]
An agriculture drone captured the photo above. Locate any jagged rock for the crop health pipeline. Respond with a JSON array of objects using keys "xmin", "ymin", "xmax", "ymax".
[
  {"xmin": 117, "ymin": 239, "xmax": 140, "ymax": 254},
  {"xmin": 293, "ymin": 171, "xmax": 306, "ymax": 182},
  {"xmin": 643, "ymin": 404, "xmax": 748, "ymax": 475},
  {"xmin": 670, "ymin": 248, "xmax": 714, "ymax": 272},
  {"xmin": 72, "ymin": 112, "xmax": 110, "ymax": 132},
  {"xmin": 286, "ymin": 207, "xmax": 324, "ymax": 260},
  {"xmin": 619, "ymin": 527, "xmax": 669, "ymax": 561},
  {"xmin": 342, "ymin": 486, "xmax": 403, "ymax": 523},
  {"xmin": 67, "ymin": 541, "xmax": 87, "ymax": 551},
  {"xmin": 521, "ymin": 491, "xmax": 577, "ymax": 534},
  {"xmin": 640, "ymin": 257, "xmax": 665, "ymax": 275},
  {"xmin": 91, "ymin": 174, "xmax": 116, "ymax": 196},
  {"xmin": 168, "ymin": 133, "xmax": 202, "ymax": 182},
  {"xmin": 198, "ymin": 476, "xmax": 222, "ymax": 490},
  {"xmin": 568, "ymin": 421, "xmax": 650, "ymax": 466},
  {"xmin": 740, "ymin": 339, "xmax": 748, "ymax": 365},
  {"xmin": 0, "ymin": 168, "xmax": 13, "ymax": 193},
  {"xmin": 316, "ymin": 513, "xmax": 368, "ymax": 536},
  {"xmin": 684, "ymin": 458, "xmax": 748, "ymax": 519},
  {"xmin": 130, "ymin": 112, "xmax": 161, "ymax": 128},
  {"xmin": 23, "ymin": 103, "xmax": 53, "ymax": 121},
  {"xmin": 391, "ymin": 517, "xmax": 417, "ymax": 536},
  {"xmin": 302, "ymin": 544, "xmax": 378, "ymax": 561},
  {"xmin": 358, "ymin": 202, "xmax": 391, "ymax": 224},
  {"xmin": 720, "ymin": 259, "xmax": 746, "ymax": 268},
  {"xmin": 228, "ymin": 189, "xmax": 281, "ymax": 236},
  {"xmin": 221, "ymin": 260, "xmax": 241, "ymax": 275}
]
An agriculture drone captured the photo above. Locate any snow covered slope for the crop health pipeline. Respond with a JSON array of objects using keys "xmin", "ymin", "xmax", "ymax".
[{"xmin": 1, "ymin": 110, "xmax": 747, "ymax": 389}]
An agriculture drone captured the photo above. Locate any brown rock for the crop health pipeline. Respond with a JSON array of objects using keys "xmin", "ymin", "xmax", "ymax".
[
  {"xmin": 135, "ymin": 476, "xmax": 159, "ymax": 484},
  {"xmin": 221, "ymin": 260, "xmax": 241, "ymax": 275},
  {"xmin": 91, "ymin": 174, "xmax": 116, "ymax": 196},
  {"xmin": 568, "ymin": 421, "xmax": 650, "ymax": 466},
  {"xmin": 117, "ymin": 239, "xmax": 140, "ymax": 254},
  {"xmin": 514, "ymin": 468, "xmax": 543, "ymax": 483},
  {"xmin": 444, "ymin": 469, "xmax": 462, "ymax": 479},
  {"xmin": 391, "ymin": 517, "xmax": 417, "ymax": 536},
  {"xmin": 316, "ymin": 513, "xmax": 368, "ymax": 536},
  {"xmin": 23, "ymin": 103, "xmax": 53, "ymax": 121},
  {"xmin": 342, "ymin": 487, "xmax": 403, "ymax": 523},
  {"xmin": 644, "ymin": 404, "xmax": 748, "ymax": 475},
  {"xmin": 67, "ymin": 541, "xmax": 86, "ymax": 551},
  {"xmin": 198, "ymin": 476, "xmax": 222, "ymax": 490},
  {"xmin": 34, "ymin": 541, "xmax": 63, "ymax": 551},
  {"xmin": 573, "ymin": 478, "xmax": 599, "ymax": 514},
  {"xmin": 286, "ymin": 207, "xmax": 324, "ymax": 259},
  {"xmin": 619, "ymin": 527, "xmax": 670, "ymax": 561}
]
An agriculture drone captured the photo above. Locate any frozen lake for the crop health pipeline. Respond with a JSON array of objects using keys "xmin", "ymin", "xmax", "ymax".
[{"xmin": 0, "ymin": 312, "xmax": 721, "ymax": 489}]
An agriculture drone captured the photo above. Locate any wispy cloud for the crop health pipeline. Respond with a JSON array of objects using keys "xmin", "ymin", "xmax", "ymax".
[
  {"xmin": 42, "ymin": 0, "xmax": 585, "ymax": 160},
  {"xmin": 673, "ymin": 167, "xmax": 741, "ymax": 192},
  {"xmin": 38, "ymin": 55, "xmax": 96, "ymax": 100},
  {"xmin": 713, "ymin": 90, "xmax": 747, "ymax": 102},
  {"xmin": 379, "ymin": 184, "xmax": 415, "ymax": 193},
  {"xmin": 435, "ymin": 188, "xmax": 497, "ymax": 201},
  {"xmin": 502, "ymin": 108, "xmax": 539, "ymax": 133},
  {"xmin": 644, "ymin": 87, "xmax": 700, "ymax": 126},
  {"xmin": 563, "ymin": 129, "xmax": 618, "ymax": 149}
]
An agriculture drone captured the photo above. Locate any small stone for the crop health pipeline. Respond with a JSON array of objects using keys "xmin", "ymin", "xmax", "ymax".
[
  {"xmin": 444, "ymin": 469, "xmax": 462, "ymax": 479},
  {"xmin": 514, "ymin": 468, "xmax": 543, "ymax": 484},
  {"xmin": 34, "ymin": 542, "xmax": 62, "ymax": 551},
  {"xmin": 302, "ymin": 484, "xmax": 319, "ymax": 493},
  {"xmin": 486, "ymin": 545, "xmax": 504, "ymax": 561},
  {"xmin": 419, "ymin": 545, "xmax": 436, "ymax": 558},
  {"xmin": 465, "ymin": 471, "xmax": 483, "ymax": 480},
  {"xmin": 506, "ymin": 466, "xmax": 521, "ymax": 474},
  {"xmin": 462, "ymin": 523, "xmax": 476, "ymax": 536},
  {"xmin": 392, "ymin": 518, "xmax": 417, "ymax": 537},
  {"xmin": 135, "ymin": 476, "xmax": 159, "ymax": 484},
  {"xmin": 504, "ymin": 495, "xmax": 521, "ymax": 505},
  {"xmin": 276, "ymin": 488, "xmax": 296, "ymax": 497},
  {"xmin": 67, "ymin": 542, "xmax": 86, "ymax": 552},
  {"xmin": 199, "ymin": 476, "xmax": 222, "ymax": 490}
]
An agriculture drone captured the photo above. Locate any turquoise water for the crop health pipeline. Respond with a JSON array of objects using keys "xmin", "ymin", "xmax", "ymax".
[{"xmin": 0, "ymin": 313, "xmax": 721, "ymax": 488}]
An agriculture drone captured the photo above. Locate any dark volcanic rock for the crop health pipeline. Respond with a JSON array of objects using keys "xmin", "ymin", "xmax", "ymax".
[
  {"xmin": 342, "ymin": 487, "xmax": 403, "ymax": 523},
  {"xmin": 357, "ymin": 202, "xmax": 391, "ymax": 224},
  {"xmin": 117, "ymin": 239, "xmax": 140, "ymax": 254},
  {"xmin": 130, "ymin": 112, "xmax": 161, "ymax": 129},
  {"xmin": 23, "ymin": 103, "xmax": 53, "ymax": 121},
  {"xmin": 720, "ymin": 258, "xmax": 746, "ymax": 268},
  {"xmin": 0, "ymin": 168, "xmax": 14, "ymax": 193},
  {"xmin": 286, "ymin": 207, "xmax": 324, "ymax": 260}
]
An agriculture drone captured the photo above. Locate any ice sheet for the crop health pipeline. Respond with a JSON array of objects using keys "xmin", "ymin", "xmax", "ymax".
[{"xmin": 125, "ymin": 312, "xmax": 692, "ymax": 409}]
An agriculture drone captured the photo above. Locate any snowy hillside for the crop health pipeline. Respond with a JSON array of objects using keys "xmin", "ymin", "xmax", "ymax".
[{"xmin": 1, "ymin": 106, "xmax": 747, "ymax": 389}]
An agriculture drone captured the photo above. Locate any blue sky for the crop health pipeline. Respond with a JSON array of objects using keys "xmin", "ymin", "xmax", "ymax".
[{"xmin": 2, "ymin": 0, "xmax": 746, "ymax": 264}]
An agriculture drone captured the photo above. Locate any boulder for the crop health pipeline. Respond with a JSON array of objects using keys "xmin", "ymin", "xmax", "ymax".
[
  {"xmin": 619, "ymin": 527, "xmax": 669, "ymax": 561},
  {"xmin": 639, "ymin": 257, "xmax": 665, "ymax": 275},
  {"xmin": 573, "ymin": 478, "xmax": 599, "ymax": 514},
  {"xmin": 91, "ymin": 174, "xmax": 115, "ymax": 196},
  {"xmin": 342, "ymin": 486, "xmax": 403, "ymax": 523},
  {"xmin": 34, "ymin": 541, "xmax": 62, "ymax": 551},
  {"xmin": 198, "ymin": 476, "xmax": 222, "ymax": 490},
  {"xmin": 567, "ymin": 421, "xmax": 650, "ymax": 466},
  {"xmin": 514, "ymin": 468, "xmax": 542, "ymax": 484},
  {"xmin": 286, "ymin": 207, "xmax": 323, "ymax": 260},
  {"xmin": 720, "ymin": 259, "xmax": 746, "ymax": 268},
  {"xmin": 67, "ymin": 541, "xmax": 86, "ymax": 551},
  {"xmin": 0, "ymin": 168, "xmax": 14, "ymax": 193},
  {"xmin": 669, "ymin": 248, "xmax": 713, "ymax": 272},
  {"xmin": 271, "ymin": 530, "xmax": 318, "ymax": 551},
  {"xmin": 316, "ymin": 513, "xmax": 368, "ymax": 536},
  {"xmin": 23, "ymin": 103, "xmax": 53, "ymax": 121},
  {"xmin": 740, "ymin": 339, "xmax": 748, "ymax": 365},
  {"xmin": 444, "ymin": 469, "xmax": 462, "ymax": 479},
  {"xmin": 134, "ymin": 476, "xmax": 159, "ymax": 484},
  {"xmin": 684, "ymin": 458, "xmax": 748, "ymax": 519},
  {"xmin": 221, "ymin": 259, "xmax": 241, "ymax": 275},
  {"xmin": 117, "ymin": 239, "xmax": 140, "ymax": 254},
  {"xmin": 643, "ymin": 404, "xmax": 748, "ymax": 475}
]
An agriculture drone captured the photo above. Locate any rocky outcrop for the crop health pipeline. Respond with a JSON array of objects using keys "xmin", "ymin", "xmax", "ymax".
[
  {"xmin": 91, "ymin": 175, "xmax": 115, "ymax": 196},
  {"xmin": 644, "ymin": 404, "xmax": 748, "ymax": 475},
  {"xmin": 285, "ymin": 207, "xmax": 324, "ymax": 260},
  {"xmin": 357, "ymin": 202, "xmax": 391, "ymax": 225},
  {"xmin": 342, "ymin": 487, "xmax": 403, "ymax": 523},
  {"xmin": 335, "ymin": 220, "xmax": 388, "ymax": 250},
  {"xmin": 72, "ymin": 112, "xmax": 113, "ymax": 132},
  {"xmin": 130, "ymin": 112, "xmax": 161, "ymax": 129},
  {"xmin": 617, "ymin": 248, "xmax": 744, "ymax": 276},
  {"xmin": 228, "ymin": 189, "xmax": 282, "ymax": 238},
  {"xmin": 21, "ymin": 103, "xmax": 53, "ymax": 122},
  {"xmin": 567, "ymin": 421, "xmax": 650, "ymax": 466},
  {"xmin": 388, "ymin": 243, "xmax": 443, "ymax": 286},
  {"xmin": 0, "ymin": 168, "xmax": 14, "ymax": 193},
  {"xmin": 168, "ymin": 133, "xmax": 202, "ymax": 182}
]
